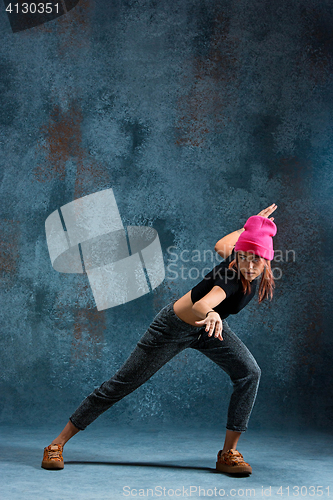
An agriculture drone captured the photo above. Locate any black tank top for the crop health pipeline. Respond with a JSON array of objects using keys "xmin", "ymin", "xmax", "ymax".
[{"xmin": 190, "ymin": 249, "xmax": 259, "ymax": 319}]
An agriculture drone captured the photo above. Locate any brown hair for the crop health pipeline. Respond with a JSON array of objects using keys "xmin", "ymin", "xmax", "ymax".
[{"xmin": 228, "ymin": 252, "xmax": 275, "ymax": 303}]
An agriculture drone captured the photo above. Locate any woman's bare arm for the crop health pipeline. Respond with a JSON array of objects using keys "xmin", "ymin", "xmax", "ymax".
[
  {"xmin": 214, "ymin": 228, "xmax": 245, "ymax": 260},
  {"xmin": 192, "ymin": 286, "xmax": 227, "ymax": 341},
  {"xmin": 192, "ymin": 286, "xmax": 227, "ymax": 319}
]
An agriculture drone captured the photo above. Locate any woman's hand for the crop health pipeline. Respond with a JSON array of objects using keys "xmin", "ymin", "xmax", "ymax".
[
  {"xmin": 195, "ymin": 312, "xmax": 223, "ymax": 341},
  {"xmin": 256, "ymin": 203, "xmax": 277, "ymax": 221}
]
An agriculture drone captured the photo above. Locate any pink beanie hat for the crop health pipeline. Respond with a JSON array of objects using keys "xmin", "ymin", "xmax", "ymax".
[{"xmin": 234, "ymin": 215, "xmax": 277, "ymax": 261}]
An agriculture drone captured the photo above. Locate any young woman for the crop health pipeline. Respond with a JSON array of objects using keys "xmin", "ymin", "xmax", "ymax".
[{"xmin": 42, "ymin": 204, "xmax": 277, "ymax": 474}]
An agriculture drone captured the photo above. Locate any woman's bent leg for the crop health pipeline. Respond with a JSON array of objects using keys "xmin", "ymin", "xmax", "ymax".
[
  {"xmin": 193, "ymin": 320, "xmax": 259, "ymax": 474},
  {"xmin": 193, "ymin": 319, "xmax": 261, "ymax": 433}
]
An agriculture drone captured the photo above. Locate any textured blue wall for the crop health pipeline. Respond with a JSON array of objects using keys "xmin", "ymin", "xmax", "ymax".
[{"xmin": 0, "ymin": 0, "xmax": 332, "ymax": 432}]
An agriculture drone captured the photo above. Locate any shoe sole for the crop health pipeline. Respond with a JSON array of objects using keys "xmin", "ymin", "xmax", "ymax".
[
  {"xmin": 216, "ymin": 462, "xmax": 252, "ymax": 474},
  {"xmin": 41, "ymin": 460, "xmax": 64, "ymax": 470}
]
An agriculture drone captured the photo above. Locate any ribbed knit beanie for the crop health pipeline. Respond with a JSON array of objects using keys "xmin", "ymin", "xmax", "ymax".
[{"xmin": 234, "ymin": 215, "xmax": 277, "ymax": 260}]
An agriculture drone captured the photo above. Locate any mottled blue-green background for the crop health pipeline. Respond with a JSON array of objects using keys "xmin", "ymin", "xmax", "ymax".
[{"xmin": 0, "ymin": 0, "xmax": 332, "ymax": 433}]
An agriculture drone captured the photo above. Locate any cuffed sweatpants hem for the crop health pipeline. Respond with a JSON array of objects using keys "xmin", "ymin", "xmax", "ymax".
[
  {"xmin": 226, "ymin": 426, "xmax": 247, "ymax": 433},
  {"xmin": 69, "ymin": 417, "xmax": 86, "ymax": 431}
]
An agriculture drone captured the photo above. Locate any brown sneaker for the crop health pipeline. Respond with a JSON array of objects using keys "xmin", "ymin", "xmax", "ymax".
[
  {"xmin": 41, "ymin": 444, "xmax": 64, "ymax": 470},
  {"xmin": 216, "ymin": 449, "xmax": 252, "ymax": 474}
]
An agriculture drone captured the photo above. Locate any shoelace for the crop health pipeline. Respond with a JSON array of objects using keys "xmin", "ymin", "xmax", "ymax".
[
  {"xmin": 228, "ymin": 452, "xmax": 245, "ymax": 464},
  {"xmin": 46, "ymin": 447, "xmax": 63, "ymax": 460},
  {"xmin": 219, "ymin": 450, "xmax": 248, "ymax": 465}
]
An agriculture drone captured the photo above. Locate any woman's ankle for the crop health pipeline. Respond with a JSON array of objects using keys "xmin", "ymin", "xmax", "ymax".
[
  {"xmin": 50, "ymin": 438, "xmax": 65, "ymax": 446},
  {"xmin": 50, "ymin": 421, "xmax": 81, "ymax": 447}
]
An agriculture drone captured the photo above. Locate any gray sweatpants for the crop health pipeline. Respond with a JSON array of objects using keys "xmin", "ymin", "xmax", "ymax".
[{"xmin": 69, "ymin": 302, "xmax": 261, "ymax": 432}]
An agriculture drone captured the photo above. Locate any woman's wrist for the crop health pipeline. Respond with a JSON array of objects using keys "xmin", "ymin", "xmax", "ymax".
[{"xmin": 206, "ymin": 310, "xmax": 220, "ymax": 319}]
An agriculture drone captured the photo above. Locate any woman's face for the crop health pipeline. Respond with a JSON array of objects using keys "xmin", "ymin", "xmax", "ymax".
[{"xmin": 237, "ymin": 251, "xmax": 266, "ymax": 281}]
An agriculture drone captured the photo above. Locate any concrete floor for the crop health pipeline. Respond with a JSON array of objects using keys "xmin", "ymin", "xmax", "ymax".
[{"xmin": 1, "ymin": 424, "xmax": 332, "ymax": 499}]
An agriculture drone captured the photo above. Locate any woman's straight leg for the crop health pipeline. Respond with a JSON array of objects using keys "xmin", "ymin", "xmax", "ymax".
[
  {"xmin": 69, "ymin": 303, "xmax": 203, "ymax": 431},
  {"xmin": 42, "ymin": 302, "xmax": 204, "ymax": 469}
]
